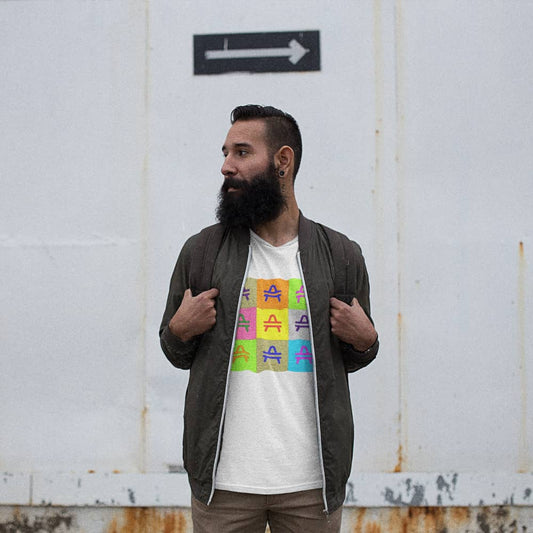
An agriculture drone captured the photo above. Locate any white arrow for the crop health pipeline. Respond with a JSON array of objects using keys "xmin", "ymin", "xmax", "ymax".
[{"xmin": 205, "ymin": 39, "xmax": 309, "ymax": 65}]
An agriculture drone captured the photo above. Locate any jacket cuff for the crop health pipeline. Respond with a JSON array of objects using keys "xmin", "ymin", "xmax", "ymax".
[
  {"xmin": 160, "ymin": 326, "xmax": 198, "ymax": 369},
  {"xmin": 342, "ymin": 336, "xmax": 379, "ymax": 373}
]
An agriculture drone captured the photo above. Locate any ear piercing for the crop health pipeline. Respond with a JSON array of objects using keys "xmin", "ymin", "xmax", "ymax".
[{"xmin": 279, "ymin": 170, "xmax": 285, "ymax": 177}]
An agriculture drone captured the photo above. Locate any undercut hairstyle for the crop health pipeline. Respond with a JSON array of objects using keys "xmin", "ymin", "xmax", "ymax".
[{"xmin": 230, "ymin": 104, "xmax": 303, "ymax": 179}]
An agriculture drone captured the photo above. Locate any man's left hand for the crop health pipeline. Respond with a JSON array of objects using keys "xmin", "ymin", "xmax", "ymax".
[{"xmin": 329, "ymin": 297, "xmax": 377, "ymax": 352}]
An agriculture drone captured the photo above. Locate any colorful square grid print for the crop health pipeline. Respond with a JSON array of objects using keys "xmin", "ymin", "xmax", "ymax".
[{"xmin": 232, "ymin": 278, "xmax": 313, "ymax": 373}]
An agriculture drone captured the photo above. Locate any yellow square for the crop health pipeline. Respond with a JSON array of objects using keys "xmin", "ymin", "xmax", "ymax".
[{"xmin": 256, "ymin": 308, "xmax": 288, "ymax": 340}]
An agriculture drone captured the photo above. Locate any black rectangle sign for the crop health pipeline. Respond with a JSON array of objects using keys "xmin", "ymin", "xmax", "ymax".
[{"xmin": 194, "ymin": 31, "xmax": 320, "ymax": 75}]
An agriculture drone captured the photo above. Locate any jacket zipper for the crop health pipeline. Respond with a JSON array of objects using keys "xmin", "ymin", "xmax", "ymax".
[
  {"xmin": 208, "ymin": 245, "xmax": 252, "ymax": 505},
  {"xmin": 297, "ymin": 251, "xmax": 329, "ymax": 514}
]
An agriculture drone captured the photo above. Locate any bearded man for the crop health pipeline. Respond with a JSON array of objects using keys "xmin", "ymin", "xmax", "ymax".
[{"xmin": 160, "ymin": 105, "xmax": 379, "ymax": 533}]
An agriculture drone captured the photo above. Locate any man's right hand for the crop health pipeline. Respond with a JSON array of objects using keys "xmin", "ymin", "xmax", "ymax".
[{"xmin": 169, "ymin": 288, "xmax": 219, "ymax": 342}]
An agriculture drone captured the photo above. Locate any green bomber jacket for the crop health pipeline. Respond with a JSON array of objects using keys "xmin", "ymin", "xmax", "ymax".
[{"xmin": 159, "ymin": 213, "xmax": 379, "ymax": 513}]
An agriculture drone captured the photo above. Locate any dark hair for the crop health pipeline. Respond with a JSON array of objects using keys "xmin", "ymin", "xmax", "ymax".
[{"xmin": 230, "ymin": 104, "xmax": 303, "ymax": 179}]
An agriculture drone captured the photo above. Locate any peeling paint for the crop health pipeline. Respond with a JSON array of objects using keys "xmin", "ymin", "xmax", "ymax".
[
  {"xmin": 384, "ymin": 479, "xmax": 426, "ymax": 506},
  {"xmin": 436, "ymin": 473, "xmax": 458, "ymax": 503},
  {"xmin": 12, "ymin": 471, "xmax": 533, "ymax": 508},
  {"xmin": 167, "ymin": 464, "xmax": 187, "ymax": 474},
  {"xmin": 344, "ymin": 481, "xmax": 358, "ymax": 505},
  {"xmin": 0, "ymin": 509, "xmax": 74, "ymax": 533}
]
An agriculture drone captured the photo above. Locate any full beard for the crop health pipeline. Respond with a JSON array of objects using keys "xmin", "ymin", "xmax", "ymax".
[{"xmin": 216, "ymin": 162, "xmax": 287, "ymax": 229}]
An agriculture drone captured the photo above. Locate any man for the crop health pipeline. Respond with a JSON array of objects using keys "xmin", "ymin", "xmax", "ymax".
[{"xmin": 160, "ymin": 105, "xmax": 378, "ymax": 532}]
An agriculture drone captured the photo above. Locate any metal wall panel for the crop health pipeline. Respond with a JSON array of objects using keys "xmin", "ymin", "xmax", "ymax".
[
  {"xmin": 1, "ymin": 1, "xmax": 148, "ymax": 473},
  {"xmin": 397, "ymin": 1, "xmax": 533, "ymax": 473}
]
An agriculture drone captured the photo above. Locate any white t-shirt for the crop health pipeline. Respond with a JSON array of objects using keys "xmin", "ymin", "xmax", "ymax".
[{"xmin": 215, "ymin": 231, "xmax": 323, "ymax": 494}]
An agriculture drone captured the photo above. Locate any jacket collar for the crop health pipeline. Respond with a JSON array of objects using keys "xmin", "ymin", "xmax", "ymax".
[
  {"xmin": 297, "ymin": 211, "xmax": 314, "ymax": 252},
  {"xmin": 227, "ymin": 224, "xmax": 250, "ymax": 245}
]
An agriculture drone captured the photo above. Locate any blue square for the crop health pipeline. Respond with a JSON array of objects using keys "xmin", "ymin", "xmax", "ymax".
[{"xmin": 288, "ymin": 340, "xmax": 313, "ymax": 372}]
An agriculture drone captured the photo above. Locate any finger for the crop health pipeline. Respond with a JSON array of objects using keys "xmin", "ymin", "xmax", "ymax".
[
  {"xmin": 183, "ymin": 288, "xmax": 193, "ymax": 299},
  {"xmin": 330, "ymin": 297, "xmax": 347, "ymax": 309},
  {"xmin": 203, "ymin": 287, "xmax": 220, "ymax": 299},
  {"xmin": 351, "ymin": 300, "xmax": 368, "ymax": 317}
]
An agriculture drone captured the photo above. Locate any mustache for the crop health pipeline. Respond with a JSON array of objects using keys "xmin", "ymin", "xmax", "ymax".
[{"xmin": 221, "ymin": 177, "xmax": 250, "ymax": 193}]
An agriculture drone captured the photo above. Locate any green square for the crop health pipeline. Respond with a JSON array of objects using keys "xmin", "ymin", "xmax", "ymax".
[
  {"xmin": 289, "ymin": 278, "xmax": 307, "ymax": 309},
  {"xmin": 231, "ymin": 340, "xmax": 257, "ymax": 372}
]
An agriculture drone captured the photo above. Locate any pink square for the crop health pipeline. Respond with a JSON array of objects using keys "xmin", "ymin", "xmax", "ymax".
[{"xmin": 235, "ymin": 307, "xmax": 256, "ymax": 340}]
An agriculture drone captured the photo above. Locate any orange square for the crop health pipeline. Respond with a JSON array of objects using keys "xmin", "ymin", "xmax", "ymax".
[{"xmin": 256, "ymin": 278, "xmax": 289, "ymax": 310}]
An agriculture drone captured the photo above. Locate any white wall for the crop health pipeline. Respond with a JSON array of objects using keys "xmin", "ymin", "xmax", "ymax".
[
  {"xmin": 1, "ymin": 1, "xmax": 148, "ymax": 473},
  {"xmin": 1, "ymin": 0, "xmax": 531, "ymax": 507}
]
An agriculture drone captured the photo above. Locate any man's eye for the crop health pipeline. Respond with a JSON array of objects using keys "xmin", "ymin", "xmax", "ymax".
[{"xmin": 238, "ymin": 150, "xmax": 248, "ymax": 156}]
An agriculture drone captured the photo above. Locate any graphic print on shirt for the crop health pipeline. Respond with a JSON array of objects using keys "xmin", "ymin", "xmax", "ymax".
[{"xmin": 232, "ymin": 278, "xmax": 313, "ymax": 373}]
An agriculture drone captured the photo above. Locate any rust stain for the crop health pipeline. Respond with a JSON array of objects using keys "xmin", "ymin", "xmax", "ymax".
[
  {"xmin": 346, "ymin": 507, "xmax": 472, "ymax": 532},
  {"xmin": 346, "ymin": 506, "xmax": 533, "ymax": 532},
  {"xmin": 107, "ymin": 508, "xmax": 189, "ymax": 533},
  {"xmin": 350, "ymin": 508, "xmax": 383, "ymax": 533},
  {"xmin": 164, "ymin": 511, "xmax": 187, "ymax": 533},
  {"xmin": 2, "ymin": 506, "xmax": 530, "ymax": 533},
  {"xmin": 386, "ymin": 507, "xmax": 463, "ymax": 532},
  {"xmin": 408, "ymin": 508, "xmax": 444, "ymax": 531},
  {"xmin": 393, "ymin": 444, "xmax": 403, "ymax": 473},
  {"xmin": 353, "ymin": 508, "xmax": 366, "ymax": 532},
  {"xmin": 140, "ymin": 405, "xmax": 149, "ymax": 472},
  {"xmin": 450, "ymin": 506, "xmax": 470, "ymax": 524}
]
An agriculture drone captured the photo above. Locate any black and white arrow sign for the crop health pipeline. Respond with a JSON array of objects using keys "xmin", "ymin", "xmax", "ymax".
[
  {"xmin": 205, "ymin": 38, "xmax": 309, "ymax": 65},
  {"xmin": 194, "ymin": 31, "xmax": 320, "ymax": 75}
]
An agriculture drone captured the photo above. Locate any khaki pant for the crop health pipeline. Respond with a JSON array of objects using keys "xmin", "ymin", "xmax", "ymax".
[{"xmin": 191, "ymin": 489, "xmax": 342, "ymax": 533}]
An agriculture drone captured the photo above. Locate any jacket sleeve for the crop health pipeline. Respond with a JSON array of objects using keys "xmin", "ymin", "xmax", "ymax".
[
  {"xmin": 159, "ymin": 235, "xmax": 200, "ymax": 370},
  {"xmin": 342, "ymin": 241, "xmax": 379, "ymax": 373}
]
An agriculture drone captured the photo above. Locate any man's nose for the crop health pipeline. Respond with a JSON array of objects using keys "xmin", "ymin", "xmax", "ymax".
[{"xmin": 221, "ymin": 155, "xmax": 236, "ymax": 176}]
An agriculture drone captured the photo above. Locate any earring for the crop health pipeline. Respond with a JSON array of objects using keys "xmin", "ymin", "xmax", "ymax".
[{"xmin": 279, "ymin": 170, "xmax": 285, "ymax": 177}]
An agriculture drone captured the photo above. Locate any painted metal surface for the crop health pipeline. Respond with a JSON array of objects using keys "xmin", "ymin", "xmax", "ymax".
[
  {"xmin": 3, "ymin": 473, "xmax": 533, "ymax": 509},
  {"xmin": 1, "ymin": 0, "xmax": 532, "ymax": 518},
  {"xmin": 1, "ymin": 505, "xmax": 533, "ymax": 532}
]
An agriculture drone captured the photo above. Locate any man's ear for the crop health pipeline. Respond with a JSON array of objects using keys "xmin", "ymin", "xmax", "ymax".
[{"xmin": 275, "ymin": 145, "xmax": 294, "ymax": 174}]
